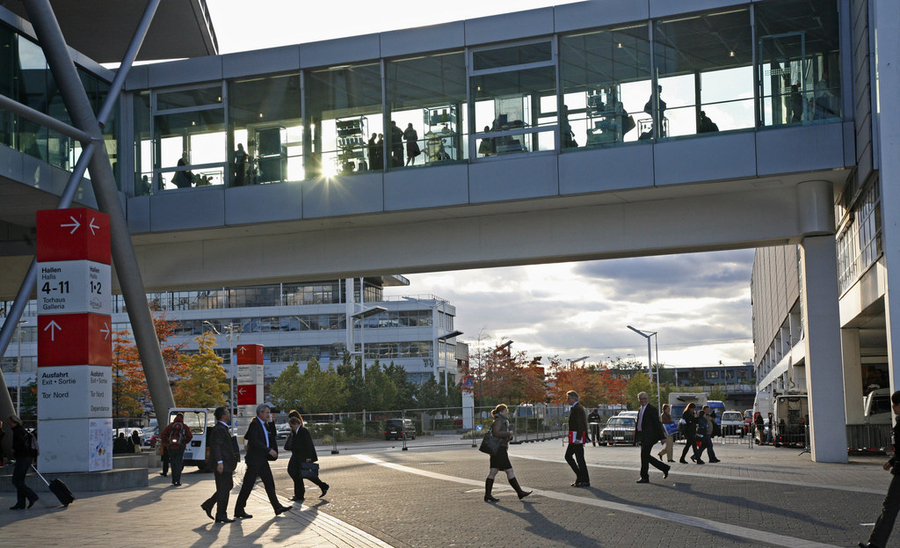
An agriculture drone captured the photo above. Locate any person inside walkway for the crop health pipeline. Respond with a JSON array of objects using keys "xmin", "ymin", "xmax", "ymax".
[
  {"xmin": 201, "ymin": 406, "xmax": 237, "ymax": 523},
  {"xmin": 565, "ymin": 390, "xmax": 590, "ymax": 487},
  {"xmin": 483, "ymin": 404, "xmax": 532, "ymax": 502},
  {"xmin": 8, "ymin": 415, "xmax": 38, "ymax": 510},
  {"xmin": 286, "ymin": 415, "xmax": 329, "ymax": 501},
  {"xmin": 861, "ymin": 390, "xmax": 900, "ymax": 548},
  {"xmin": 233, "ymin": 143, "xmax": 247, "ymax": 186},
  {"xmin": 634, "ymin": 392, "xmax": 670, "ymax": 483},
  {"xmin": 234, "ymin": 404, "xmax": 292, "ymax": 518},
  {"xmin": 160, "ymin": 413, "xmax": 193, "ymax": 486},
  {"xmin": 588, "ymin": 408, "xmax": 601, "ymax": 447},
  {"xmin": 698, "ymin": 110, "xmax": 719, "ymax": 133}
]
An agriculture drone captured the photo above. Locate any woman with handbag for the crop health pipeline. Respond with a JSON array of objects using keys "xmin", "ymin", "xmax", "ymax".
[
  {"xmin": 484, "ymin": 404, "xmax": 532, "ymax": 502},
  {"xmin": 285, "ymin": 415, "xmax": 329, "ymax": 501},
  {"xmin": 679, "ymin": 403, "xmax": 703, "ymax": 464},
  {"xmin": 657, "ymin": 404, "xmax": 676, "ymax": 463}
]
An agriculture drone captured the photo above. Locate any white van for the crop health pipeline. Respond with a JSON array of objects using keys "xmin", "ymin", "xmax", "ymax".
[{"xmin": 167, "ymin": 408, "xmax": 215, "ymax": 471}]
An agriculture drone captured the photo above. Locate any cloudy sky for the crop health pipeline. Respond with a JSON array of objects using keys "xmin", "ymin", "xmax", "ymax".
[{"xmin": 206, "ymin": 1, "xmax": 756, "ymax": 369}]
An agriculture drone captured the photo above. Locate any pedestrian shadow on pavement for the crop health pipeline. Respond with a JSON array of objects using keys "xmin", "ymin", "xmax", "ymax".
[
  {"xmin": 188, "ymin": 516, "xmax": 275, "ymax": 548},
  {"xmin": 670, "ymin": 482, "xmax": 840, "ymax": 530},
  {"xmin": 493, "ymin": 500, "xmax": 605, "ymax": 547}
]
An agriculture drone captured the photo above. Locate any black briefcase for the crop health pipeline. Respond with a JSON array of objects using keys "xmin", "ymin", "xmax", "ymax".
[{"xmin": 31, "ymin": 465, "xmax": 76, "ymax": 507}]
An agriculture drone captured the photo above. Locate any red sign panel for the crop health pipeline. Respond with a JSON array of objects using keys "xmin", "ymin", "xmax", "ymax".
[
  {"xmin": 37, "ymin": 313, "xmax": 112, "ymax": 367},
  {"xmin": 236, "ymin": 384, "xmax": 258, "ymax": 406},
  {"xmin": 237, "ymin": 344, "xmax": 264, "ymax": 365},
  {"xmin": 36, "ymin": 208, "xmax": 111, "ymax": 264}
]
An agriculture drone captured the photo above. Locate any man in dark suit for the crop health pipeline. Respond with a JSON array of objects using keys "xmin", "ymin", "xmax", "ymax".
[
  {"xmin": 565, "ymin": 390, "xmax": 590, "ymax": 487},
  {"xmin": 201, "ymin": 406, "xmax": 237, "ymax": 523},
  {"xmin": 860, "ymin": 390, "xmax": 900, "ymax": 548},
  {"xmin": 635, "ymin": 391, "xmax": 670, "ymax": 483},
  {"xmin": 233, "ymin": 404, "xmax": 291, "ymax": 518}
]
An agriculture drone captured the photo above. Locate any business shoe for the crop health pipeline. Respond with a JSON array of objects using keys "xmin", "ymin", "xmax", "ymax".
[
  {"xmin": 215, "ymin": 517, "xmax": 235, "ymax": 524},
  {"xmin": 201, "ymin": 502, "xmax": 214, "ymax": 520},
  {"xmin": 858, "ymin": 543, "xmax": 874, "ymax": 548},
  {"xmin": 690, "ymin": 455, "xmax": 697, "ymax": 463},
  {"xmin": 9, "ymin": 504, "xmax": 25, "ymax": 510},
  {"xmin": 274, "ymin": 505, "xmax": 292, "ymax": 516},
  {"xmin": 668, "ymin": 460, "xmax": 676, "ymax": 463},
  {"xmin": 484, "ymin": 494, "xmax": 499, "ymax": 502},
  {"xmin": 27, "ymin": 496, "xmax": 38, "ymax": 509},
  {"xmin": 636, "ymin": 478, "xmax": 650, "ymax": 483},
  {"xmin": 159, "ymin": 472, "xmax": 167, "ymax": 477},
  {"xmin": 577, "ymin": 482, "xmax": 590, "ymax": 488},
  {"xmin": 571, "ymin": 481, "xmax": 581, "ymax": 487},
  {"xmin": 320, "ymin": 483, "xmax": 329, "ymax": 498},
  {"xmin": 290, "ymin": 496, "xmax": 304, "ymax": 502},
  {"xmin": 234, "ymin": 510, "xmax": 253, "ymax": 519},
  {"xmin": 173, "ymin": 481, "xmax": 182, "ymax": 486},
  {"xmin": 709, "ymin": 459, "xmax": 721, "ymax": 463},
  {"xmin": 679, "ymin": 458, "xmax": 688, "ymax": 464},
  {"xmin": 695, "ymin": 459, "xmax": 705, "ymax": 465}
]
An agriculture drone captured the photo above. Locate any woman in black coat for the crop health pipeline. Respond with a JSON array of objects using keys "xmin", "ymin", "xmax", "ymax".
[
  {"xmin": 8, "ymin": 415, "xmax": 38, "ymax": 510},
  {"xmin": 678, "ymin": 403, "xmax": 702, "ymax": 464},
  {"xmin": 285, "ymin": 415, "xmax": 329, "ymax": 501}
]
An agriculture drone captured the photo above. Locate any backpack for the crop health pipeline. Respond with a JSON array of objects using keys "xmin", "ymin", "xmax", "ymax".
[
  {"xmin": 168, "ymin": 422, "xmax": 187, "ymax": 448},
  {"xmin": 25, "ymin": 430, "xmax": 40, "ymax": 457}
]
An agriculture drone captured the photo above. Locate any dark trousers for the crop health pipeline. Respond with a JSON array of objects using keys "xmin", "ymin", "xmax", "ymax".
[
  {"xmin": 12, "ymin": 456, "xmax": 37, "ymax": 506},
  {"xmin": 564, "ymin": 443, "xmax": 589, "ymax": 483},
  {"xmin": 698, "ymin": 435, "xmax": 717, "ymax": 460},
  {"xmin": 590, "ymin": 424, "xmax": 600, "ymax": 445},
  {"xmin": 638, "ymin": 432, "xmax": 667, "ymax": 480},
  {"xmin": 680, "ymin": 434, "xmax": 701, "ymax": 461},
  {"xmin": 169, "ymin": 448, "xmax": 185, "ymax": 484},
  {"xmin": 288, "ymin": 456, "xmax": 327, "ymax": 498},
  {"xmin": 868, "ymin": 472, "xmax": 900, "ymax": 547},
  {"xmin": 160, "ymin": 446, "xmax": 169, "ymax": 475},
  {"xmin": 235, "ymin": 458, "xmax": 280, "ymax": 512},
  {"xmin": 203, "ymin": 469, "xmax": 234, "ymax": 519}
]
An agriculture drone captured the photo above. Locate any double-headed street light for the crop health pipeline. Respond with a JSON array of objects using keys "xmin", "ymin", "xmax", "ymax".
[
  {"xmin": 627, "ymin": 325, "xmax": 660, "ymax": 410},
  {"xmin": 567, "ymin": 355, "xmax": 589, "ymax": 367},
  {"xmin": 204, "ymin": 320, "xmax": 240, "ymax": 431}
]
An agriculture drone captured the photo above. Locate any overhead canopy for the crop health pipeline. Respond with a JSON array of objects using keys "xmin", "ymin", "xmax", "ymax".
[{"xmin": 2, "ymin": 0, "xmax": 217, "ymax": 63}]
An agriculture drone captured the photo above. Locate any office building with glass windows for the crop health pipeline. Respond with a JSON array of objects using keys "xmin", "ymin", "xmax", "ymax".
[{"xmin": 0, "ymin": 0, "xmax": 899, "ymax": 462}]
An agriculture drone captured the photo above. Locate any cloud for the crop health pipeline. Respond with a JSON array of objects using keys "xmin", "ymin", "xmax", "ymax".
[{"xmin": 394, "ymin": 250, "xmax": 755, "ymax": 368}]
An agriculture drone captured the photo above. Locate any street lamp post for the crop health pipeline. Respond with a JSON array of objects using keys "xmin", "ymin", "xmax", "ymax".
[
  {"xmin": 627, "ymin": 325, "xmax": 660, "ymax": 410},
  {"xmin": 16, "ymin": 320, "xmax": 25, "ymax": 416},
  {"xmin": 567, "ymin": 355, "xmax": 589, "ymax": 368},
  {"xmin": 204, "ymin": 320, "xmax": 240, "ymax": 432},
  {"xmin": 351, "ymin": 305, "xmax": 388, "ymax": 381}
]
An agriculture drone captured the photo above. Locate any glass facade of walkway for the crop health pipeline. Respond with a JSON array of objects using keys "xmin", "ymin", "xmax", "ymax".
[{"xmin": 130, "ymin": 0, "xmax": 841, "ymax": 196}]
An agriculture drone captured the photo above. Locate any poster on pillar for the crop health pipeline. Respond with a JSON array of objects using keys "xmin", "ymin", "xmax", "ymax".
[
  {"xmin": 36, "ymin": 208, "xmax": 111, "ymax": 264},
  {"xmin": 237, "ymin": 364, "xmax": 264, "ymax": 384}
]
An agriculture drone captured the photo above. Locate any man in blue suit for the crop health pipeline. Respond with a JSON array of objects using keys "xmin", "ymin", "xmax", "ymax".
[{"xmin": 233, "ymin": 404, "xmax": 292, "ymax": 518}]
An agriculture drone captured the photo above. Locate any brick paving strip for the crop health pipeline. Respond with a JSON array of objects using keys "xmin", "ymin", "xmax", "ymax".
[{"xmin": 355, "ymin": 454, "xmax": 842, "ymax": 548}]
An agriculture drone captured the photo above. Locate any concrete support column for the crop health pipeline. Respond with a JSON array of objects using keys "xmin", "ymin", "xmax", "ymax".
[
  {"xmin": 842, "ymin": 328, "xmax": 864, "ymax": 424},
  {"xmin": 873, "ymin": 0, "xmax": 900, "ymax": 393},
  {"xmin": 800, "ymin": 234, "xmax": 848, "ymax": 462}
]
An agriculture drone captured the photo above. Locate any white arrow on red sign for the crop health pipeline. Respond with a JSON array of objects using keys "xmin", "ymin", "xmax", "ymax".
[
  {"xmin": 239, "ymin": 346, "xmax": 248, "ymax": 354},
  {"xmin": 44, "ymin": 320, "xmax": 62, "ymax": 341},
  {"xmin": 100, "ymin": 323, "xmax": 110, "ymax": 340},
  {"xmin": 60, "ymin": 216, "xmax": 81, "ymax": 234},
  {"xmin": 88, "ymin": 217, "xmax": 100, "ymax": 235}
]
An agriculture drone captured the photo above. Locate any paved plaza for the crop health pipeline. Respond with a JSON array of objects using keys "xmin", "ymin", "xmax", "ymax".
[{"xmin": 0, "ymin": 439, "xmax": 893, "ymax": 547}]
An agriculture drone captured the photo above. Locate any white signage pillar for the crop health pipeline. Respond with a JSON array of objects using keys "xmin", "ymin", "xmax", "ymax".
[{"xmin": 35, "ymin": 208, "xmax": 113, "ymax": 473}]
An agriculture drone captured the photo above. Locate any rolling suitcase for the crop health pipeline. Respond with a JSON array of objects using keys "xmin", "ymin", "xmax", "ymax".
[{"xmin": 31, "ymin": 465, "xmax": 76, "ymax": 506}]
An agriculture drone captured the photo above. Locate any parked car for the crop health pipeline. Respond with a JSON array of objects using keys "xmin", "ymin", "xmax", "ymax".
[
  {"xmin": 743, "ymin": 409, "xmax": 754, "ymax": 434},
  {"xmin": 384, "ymin": 418, "xmax": 416, "ymax": 440},
  {"xmin": 617, "ymin": 411, "xmax": 639, "ymax": 419},
  {"xmin": 600, "ymin": 416, "xmax": 636, "ymax": 446},
  {"xmin": 720, "ymin": 410, "xmax": 744, "ymax": 437},
  {"xmin": 275, "ymin": 423, "xmax": 291, "ymax": 440},
  {"xmin": 141, "ymin": 426, "xmax": 159, "ymax": 447}
]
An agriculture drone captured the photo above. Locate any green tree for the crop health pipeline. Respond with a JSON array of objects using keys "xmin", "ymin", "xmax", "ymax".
[
  {"xmin": 385, "ymin": 362, "xmax": 417, "ymax": 409},
  {"xmin": 416, "ymin": 376, "xmax": 446, "ymax": 409},
  {"xmin": 173, "ymin": 332, "xmax": 228, "ymax": 408},
  {"xmin": 362, "ymin": 361, "xmax": 398, "ymax": 411},
  {"xmin": 19, "ymin": 380, "xmax": 37, "ymax": 420},
  {"xmin": 270, "ymin": 362, "xmax": 304, "ymax": 412},
  {"xmin": 625, "ymin": 372, "xmax": 653, "ymax": 409}
]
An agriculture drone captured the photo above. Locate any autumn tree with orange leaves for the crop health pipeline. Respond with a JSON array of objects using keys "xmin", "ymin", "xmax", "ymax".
[
  {"xmin": 112, "ymin": 311, "xmax": 186, "ymax": 417},
  {"xmin": 548, "ymin": 359, "xmax": 628, "ymax": 407},
  {"xmin": 468, "ymin": 343, "xmax": 546, "ymax": 406}
]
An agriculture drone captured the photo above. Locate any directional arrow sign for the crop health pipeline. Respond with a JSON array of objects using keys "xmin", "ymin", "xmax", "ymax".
[
  {"xmin": 38, "ymin": 313, "xmax": 113, "ymax": 367},
  {"xmin": 237, "ymin": 384, "xmax": 258, "ymax": 405},
  {"xmin": 236, "ymin": 344, "xmax": 264, "ymax": 365},
  {"xmin": 43, "ymin": 320, "xmax": 62, "ymax": 341},
  {"xmin": 61, "ymin": 216, "xmax": 81, "ymax": 234},
  {"xmin": 37, "ymin": 208, "xmax": 110, "ymax": 263}
]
